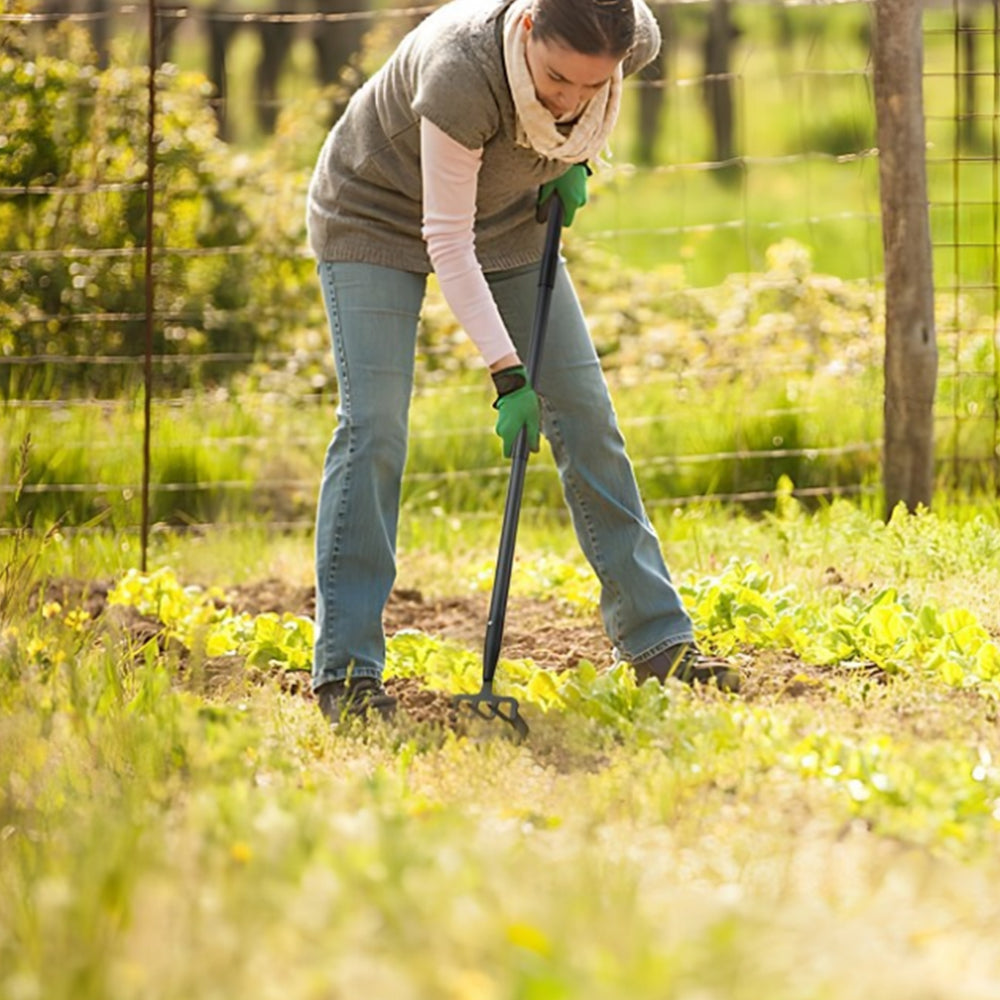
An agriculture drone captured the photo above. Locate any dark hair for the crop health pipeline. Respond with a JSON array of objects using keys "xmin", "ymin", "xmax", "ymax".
[{"xmin": 530, "ymin": 0, "xmax": 636, "ymax": 59}]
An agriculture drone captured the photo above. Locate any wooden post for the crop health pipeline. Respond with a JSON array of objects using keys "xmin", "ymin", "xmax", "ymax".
[{"xmin": 874, "ymin": 0, "xmax": 938, "ymax": 515}]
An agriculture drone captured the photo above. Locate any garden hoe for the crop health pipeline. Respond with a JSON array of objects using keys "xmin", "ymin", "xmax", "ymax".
[{"xmin": 453, "ymin": 197, "xmax": 565, "ymax": 742}]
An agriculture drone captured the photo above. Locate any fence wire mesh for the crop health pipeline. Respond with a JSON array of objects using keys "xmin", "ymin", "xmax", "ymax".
[{"xmin": 1, "ymin": 0, "xmax": 997, "ymax": 551}]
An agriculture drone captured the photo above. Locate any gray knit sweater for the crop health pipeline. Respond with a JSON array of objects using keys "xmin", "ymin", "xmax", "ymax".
[{"xmin": 306, "ymin": 0, "xmax": 661, "ymax": 273}]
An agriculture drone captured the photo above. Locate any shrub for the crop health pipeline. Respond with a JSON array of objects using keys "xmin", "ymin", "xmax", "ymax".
[{"xmin": 0, "ymin": 29, "xmax": 316, "ymax": 397}]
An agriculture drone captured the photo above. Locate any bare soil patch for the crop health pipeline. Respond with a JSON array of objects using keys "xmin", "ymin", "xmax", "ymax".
[{"xmin": 40, "ymin": 574, "xmax": 861, "ymax": 730}]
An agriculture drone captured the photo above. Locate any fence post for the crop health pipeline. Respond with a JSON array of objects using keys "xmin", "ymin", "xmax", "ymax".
[
  {"xmin": 874, "ymin": 0, "xmax": 938, "ymax": 515},
  {"xmin": 142, "ymin": 0, "xmax": 158, "ymax": 570}
]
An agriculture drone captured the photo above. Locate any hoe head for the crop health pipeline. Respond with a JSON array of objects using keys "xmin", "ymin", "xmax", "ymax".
[{"xmin": 453, "ymin": 684, "xmax": 529, "ymax": 742}]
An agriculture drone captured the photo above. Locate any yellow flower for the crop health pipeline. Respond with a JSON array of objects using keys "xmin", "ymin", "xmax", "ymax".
[
  {"xmin": 505, "ymin": 921, "xmax": 553, "ymax": 957},
  {"xmin": 230, "ymin": 841, "xmax": 253, "ymax": 864},
  {"xmin": 26, "ymin": 637, "xmax": 48, "ymax": 659},
  {"xmin": 64, "ymin": 610, "xmax": 92, "ymax": 632}
]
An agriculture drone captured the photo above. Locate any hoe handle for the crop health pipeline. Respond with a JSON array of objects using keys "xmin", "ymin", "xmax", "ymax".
[{"xmin": 482, "ymin": 199, "xmax": 563, "ymax": 685}]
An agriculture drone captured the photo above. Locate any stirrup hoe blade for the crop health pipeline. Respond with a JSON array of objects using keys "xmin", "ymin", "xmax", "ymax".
[{"xmin": 453, "ymin": 689, "xmax": 529, "ymax": 741}]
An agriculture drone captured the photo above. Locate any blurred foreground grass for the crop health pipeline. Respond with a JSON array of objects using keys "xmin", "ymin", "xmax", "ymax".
[{"xmin": 2, "ymin": 502, "xmax": 1000, "ymax": 998}]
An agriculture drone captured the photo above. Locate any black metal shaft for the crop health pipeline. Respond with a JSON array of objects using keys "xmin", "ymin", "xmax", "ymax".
[{"xmin": 481, "ymin": 198, "xmax": 564, "ymax": 685}]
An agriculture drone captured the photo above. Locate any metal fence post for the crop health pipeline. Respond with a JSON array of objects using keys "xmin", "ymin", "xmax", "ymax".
[{"xmin": 142, "ymin": 0, "xmax": 158, "ymax": 570}]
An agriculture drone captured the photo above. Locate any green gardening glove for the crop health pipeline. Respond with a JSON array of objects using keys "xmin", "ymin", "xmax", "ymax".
[
  {"xmin": 537, "ymin": 162, "xmax": 591, "ymax": 226},
  {"xmin": 491, "ymin": 365, "xmax": 541, "ymax": 459}
]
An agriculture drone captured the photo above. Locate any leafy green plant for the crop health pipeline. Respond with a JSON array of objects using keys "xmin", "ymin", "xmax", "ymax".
[
  {"xmin": 0, "ymin": 37, "xmax": 318, "ymax": 397},
  {"xmin": 108, "ymin": 566, "xmax": 315, "ymax": 668},
  {"xmin": 683, "ymin": 554, "xmax": 1000, "ymax": 689}
]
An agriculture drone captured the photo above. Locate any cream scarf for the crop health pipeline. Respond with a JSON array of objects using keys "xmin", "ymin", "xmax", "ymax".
[{"xmin": 502, "ymin": 0, "xmax": 623, "ymax": 165}]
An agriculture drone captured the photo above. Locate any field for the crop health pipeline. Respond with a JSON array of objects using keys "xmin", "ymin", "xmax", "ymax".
[
  {"xmin": 4, "ymin": 3, "xmax": 1000, "ymax": 996},
  {"xmin": 3, "ymin": 500, "xmax": 1000, "ymax": 999}
]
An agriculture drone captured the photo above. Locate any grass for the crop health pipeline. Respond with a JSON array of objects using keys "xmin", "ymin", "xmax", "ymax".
[
  {"xmin": 5, "ymin": 9, "xmax": 1000, "ymax": 988},
  {"xmin": 3, "ymin": 501, "xmax": 1000, "ymax": 998},
  {"xmin": 1, "ymin": 347, "xmax": 887, "ymax": 528},
  {"xmin": 6, "ymin": 338, "xmax": 996, "ymax": 529},
  {"xmin": 21, "ymin": 227, "xmax": 1000, "ymax": 529},
  {"xmin": 577, "ymin": 155, "xmax": 884, "ymax": 285}
]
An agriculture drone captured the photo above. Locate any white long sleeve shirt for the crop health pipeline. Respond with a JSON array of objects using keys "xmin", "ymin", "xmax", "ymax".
[{"xmin": 420, "ymin": 117, "xmax": 517, "ymax": 367}]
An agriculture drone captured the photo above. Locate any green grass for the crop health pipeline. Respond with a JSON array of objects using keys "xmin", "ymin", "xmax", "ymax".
[
  {"xmin": 6, "ymin": 329, "xmax": 995, "ymax": 530},
  {"xmin": 577, "ymin": 156, "xmax": 883, "ymax": 285},
  {"xmin": 1, "ymin": 366, "xmax": 881, "ymax": 528},
  {"xmin": 2, "ymin": 352, "xmax": 992, "ymax": 529},
  {"xmin": 3, "ymin": 502, "xmax": 1000, "ymax": 998}
]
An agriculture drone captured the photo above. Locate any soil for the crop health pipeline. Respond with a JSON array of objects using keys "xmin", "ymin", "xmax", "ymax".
[
  {"xmin": 222, "ymin": 579, "xmax": 609, "ymax": 673},
  {"xmin": 39, "ymin": 574, "xmax": 858, "ymax": 732}
]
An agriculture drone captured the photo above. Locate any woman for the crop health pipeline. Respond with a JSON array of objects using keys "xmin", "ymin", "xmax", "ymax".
[{"xmin": 306, "ymin": 0, "xmax": 739, "ymax": 722}]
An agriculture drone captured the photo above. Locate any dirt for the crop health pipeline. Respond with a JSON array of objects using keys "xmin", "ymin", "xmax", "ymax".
[
  {"xmin": 214, "ymin": 576, "xmax": 865, "ymax": 707},
  {"xmin": 39, "ymin": 574, "xmax": 862, "ymax": 731},
  {"xmin": 211, "ymin": 577, "xmax": 614, "ymax": 728}
]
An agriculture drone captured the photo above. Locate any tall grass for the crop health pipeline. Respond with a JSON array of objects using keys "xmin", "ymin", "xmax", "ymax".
[
  {"xmin": 0, "ymin": 436, "xmax": 59, "ymax": 626},
  {"xmin": 1, "ymin": 365, "xmax": 883, "ymax": 530},
  {"xmin": 4, "ymin": 342, "xmax": 994, "ymax": 529}
]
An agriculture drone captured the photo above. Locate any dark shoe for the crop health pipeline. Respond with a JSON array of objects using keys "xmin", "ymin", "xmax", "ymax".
[
  {"xmin": 633, "ymin": 643, "xmax": 740, "ymax": 693},
  {"xmin": 316, "ymin": 677, "xmax": 397, "ymax": 723}
]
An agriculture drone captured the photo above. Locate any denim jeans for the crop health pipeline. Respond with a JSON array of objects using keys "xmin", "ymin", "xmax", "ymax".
[{"xmin": 312, "ymin": 258, "xmax": 694, "ymax": 690}]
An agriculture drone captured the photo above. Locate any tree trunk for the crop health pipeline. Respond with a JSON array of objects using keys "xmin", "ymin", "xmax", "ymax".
[
  {"xmin": 636, "ymin": 3, "xmax": 671, "ymax": 166},
  {"xmin": 873, "ymin": 0, "xmax": 938, "ymax": 516},
  {"xmin": 703, "ymin": 0, "xmax": 736, "ymax": 166}
]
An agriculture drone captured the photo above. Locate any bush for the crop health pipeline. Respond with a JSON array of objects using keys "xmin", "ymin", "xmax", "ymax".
[{"xmin": 0, "ymin": 30, "xmax": 316, "ymax": 397}]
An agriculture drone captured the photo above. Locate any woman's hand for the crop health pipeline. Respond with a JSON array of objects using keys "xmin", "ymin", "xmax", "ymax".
[
  {"xmin": 537, "ymin": 162, "xmax": 591, "ymax": 226},
  {"xmin": 491, "ymin": 364, "xmax": 541, "ymax": 458}
]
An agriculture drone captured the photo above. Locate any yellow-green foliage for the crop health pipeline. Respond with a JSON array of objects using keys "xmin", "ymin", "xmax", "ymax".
[{"xmin": 4, "ymin": 504, "xmax": 1000, "ymax": 998}]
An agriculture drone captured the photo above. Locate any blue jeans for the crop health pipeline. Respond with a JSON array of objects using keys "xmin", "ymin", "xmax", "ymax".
[{"xmin": 312, "ymin": 259, "xmax": 694, "ymax": 690}]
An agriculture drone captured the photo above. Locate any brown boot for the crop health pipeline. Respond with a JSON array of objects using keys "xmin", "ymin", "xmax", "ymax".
[
  {"xmin": 315, "ymin": 676, "xmax": 397, "ymax": 723},
  {"xmin": 633, "ymin": 643, "xmax": 740, "ymax": 693}
]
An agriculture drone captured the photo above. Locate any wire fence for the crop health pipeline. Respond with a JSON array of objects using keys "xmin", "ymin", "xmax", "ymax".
[{"xmin": 1, "ymin": 0, "xmax": 998, "ymax": 553}]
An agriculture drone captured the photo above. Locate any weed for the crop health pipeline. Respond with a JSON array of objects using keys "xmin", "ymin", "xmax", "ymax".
[{"xmin": 0, "ymin": 435, "xmax": 59, "ymax": 627}]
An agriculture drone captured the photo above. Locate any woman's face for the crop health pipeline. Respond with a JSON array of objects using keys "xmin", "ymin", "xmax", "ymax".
[{"xmin": 522, "ymin": 18, "xmax": 621, "ymax": 120}]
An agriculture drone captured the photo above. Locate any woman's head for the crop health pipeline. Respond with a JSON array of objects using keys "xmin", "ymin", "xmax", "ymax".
[
  {"xmin": 529, "ymin": 0, "xmax": 635, "ymax": 59},
  {"xmin": 522, "ymin": 0, "xmax": 633, "ymax": 119}
]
